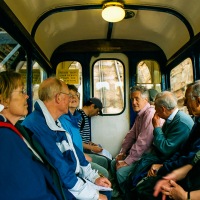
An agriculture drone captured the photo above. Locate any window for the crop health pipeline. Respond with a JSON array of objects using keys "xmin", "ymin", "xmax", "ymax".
[
  {"xmin": 16, "ymin": 61, "xmax": 47, "ymax": 104},
  {"xmin": 93, "ymin": 60, "xmax": 124, "ymax": 114},
  {"xmin": 137, "ymin": 60, "xmax": 161, "ymax": 91},
  {"xmin": 170, "ymin": 58, "xmax": 193, "ymax": 113},
  {"xmin": 0, "ymin": 28, "xmax": 21, "ymax": 72}
]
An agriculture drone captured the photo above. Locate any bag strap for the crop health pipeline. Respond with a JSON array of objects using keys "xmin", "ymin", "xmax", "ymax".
[
  {"xmin": 78, "ymin": 110, "xmax": 85, "ymax": 132},
  {"xmin": 0, "ymin": 121, "xmax": 43, "ymax": 163},
  {"xmin": 0, "ymin": 122, "xmax": 23, "ymax": 139}
]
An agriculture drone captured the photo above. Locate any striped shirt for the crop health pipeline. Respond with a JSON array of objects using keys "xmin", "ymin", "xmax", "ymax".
[{"xmin": 78, "ymin": 109, "xmax": 91, "ymax": 143}]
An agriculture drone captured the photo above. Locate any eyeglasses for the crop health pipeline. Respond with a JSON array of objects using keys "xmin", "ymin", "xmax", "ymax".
[
  {"xmin": 12, "ymin": 88, "xmax": 27, "ymax": 95},
  {"xmin": 59, "ymin": 92, "xmax": 73, "ymax": 98},
  {"xmin": 70, "ymin": 93, "xmax": 80, "ymax": 98}
]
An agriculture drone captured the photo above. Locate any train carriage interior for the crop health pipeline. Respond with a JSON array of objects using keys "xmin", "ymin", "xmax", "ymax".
[{"xmin": 0, "ymin": 2, "xmax": 200, "ymax": 197}]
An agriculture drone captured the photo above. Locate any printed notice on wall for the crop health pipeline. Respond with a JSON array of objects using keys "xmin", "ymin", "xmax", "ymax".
[
  {"xmin": 19, "ymin": 69, "xmax": 41, "ymax": 84},
  {"xmin": 57, "ymin": 69, "xmax": 79, "ymax": 84}
]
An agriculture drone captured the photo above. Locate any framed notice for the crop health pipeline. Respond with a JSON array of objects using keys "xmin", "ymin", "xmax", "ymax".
[
  {"xmin": 57, "ymin": 69, "xmax": 79, "ymax": 84},
  {"xmin": 19, "ymin": 69, "xmax": 41, "ymax": 84}
]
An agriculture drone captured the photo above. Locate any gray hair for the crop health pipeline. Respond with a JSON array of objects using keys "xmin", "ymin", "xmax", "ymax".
[
  {"xmin": 155, "ymin": 91, "xmax": 177, "ymax": 110},
  {"xmin": 130, "ymin": 85, "xmax": 149, "ymax": 99},
  {"xmin": 38, "ymin": 77, "xmax": 63, "ymax": 101}
]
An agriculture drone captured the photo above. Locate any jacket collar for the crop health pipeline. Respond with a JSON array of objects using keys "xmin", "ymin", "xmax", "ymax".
[
  {"xmin": 0, "ymin": 114, "xmax": 7, "ymax": 122},
  {"xmin": 35, "ymin": 100, "xmax": 66, "ymax": 132},
  {"xmin": 167, "ymin": 108, "xmax": 179, "ymax": 122}
]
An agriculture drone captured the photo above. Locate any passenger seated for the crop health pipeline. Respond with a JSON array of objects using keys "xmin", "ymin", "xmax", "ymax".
[
  {"xmin": 154, "ymin": 149, "xmax": 200, "ymax": 200},
  {"xmin": 135, "ymin": 81, "xmax": 200, "ymax": 200},
  {"xmin": 78, "ymin": 97, "xmax": 111, "ymax": 170},
  {"xmin": 22, "ymin": 77, "xmax": 112, "ymax": 200},
  {"xmin": 0, "ymin": 71, "xmax": 64, "ymax": 200},
  {"xmin": 59, "ymin": 84, "xmax": 109, "ymax": 177},
  {"xmin": 154, "ymin": 163, "xmax": 199, "ymax": 200},
  {"xmin": 125, "ymin": 91, "xmax": 193, "ymax": 198},
  {"xmin": 110, "ymin": 85, "xmax": 156, "ymax": 197}
]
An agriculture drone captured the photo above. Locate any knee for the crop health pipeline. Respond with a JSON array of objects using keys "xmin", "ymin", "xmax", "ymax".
[
  {"xmin": 111, "ymin": 159, "xmax": 116, "ymax": 166},
  {"xmin": 111, "ymin": 159, "xmax": 116, "ymax": 171},
  {"xmin": 101, "ymin": 157, "xmax": 109, "ymax": 168},
  {"xmin": 116, "ymin": 168, "xmax": 124, "ymax": 178},
  {"xmin": 100, "ymin": 169, "xmax": 109, "ymax": 178}
]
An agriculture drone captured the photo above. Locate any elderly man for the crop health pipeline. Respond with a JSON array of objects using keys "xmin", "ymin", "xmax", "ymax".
[
  {"xmin": 146, "ymin": 91, "xmax": 194, "ymax": 176},
  {"xmin": 125, "ymin": 91, "xmax": 194, "ymax": 199},
  {"xmin": 22, "ymin": 77, "xmax": 111, "ymax": 200},
  {"xmin": 110, "ymin": 85, "xmax": 156, "ymax": 197},
  {"xmin": 135, "ymin": 82, "xmax": 200, "ymax": 200}
]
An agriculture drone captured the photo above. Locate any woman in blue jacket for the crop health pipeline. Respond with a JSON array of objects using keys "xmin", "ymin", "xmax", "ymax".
[
  {"xmin": 0, "ymin": 71, "xmax": 64, "ymax": 200},
  {"xmin": 59, "ymin": 85, "xmax": 109, "ymax": 178}
]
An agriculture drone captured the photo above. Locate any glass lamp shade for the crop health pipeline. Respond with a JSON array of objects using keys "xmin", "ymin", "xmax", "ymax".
[{"xmin": 102, "ymin": 2, "xmax": 125, "ymax": 23}]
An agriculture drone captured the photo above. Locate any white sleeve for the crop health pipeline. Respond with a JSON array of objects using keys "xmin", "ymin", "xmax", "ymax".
[
  {"xmin": 68, "ymin": 177, "xmax": 99, "ymax": 200},
  {"xmin": 79, "ymin": 163, "xmax": 100, "ymax": 183}
]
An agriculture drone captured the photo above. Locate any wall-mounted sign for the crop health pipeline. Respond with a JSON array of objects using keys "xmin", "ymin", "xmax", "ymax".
[
  {"xmin": 57, "ymin": 69, "xmax": 79, "ymax": 84},
  {"xmin": 19, "ymin": 69, "xmax": 41, "ymax": 84}
]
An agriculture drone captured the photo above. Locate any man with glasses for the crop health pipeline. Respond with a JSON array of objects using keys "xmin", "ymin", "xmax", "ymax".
[{"xmin": 22, "ymin": 77, "xmax": 111, "ymax": 200}]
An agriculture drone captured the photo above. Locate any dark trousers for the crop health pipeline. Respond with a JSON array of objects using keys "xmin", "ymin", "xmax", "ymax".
[
  {"xmin": 135, "ymin": 161, "xmax": 200, "ymax": 200},
  {"xmin": 100, "ymin": 191, "xmax": 112, "ymax": 200}
]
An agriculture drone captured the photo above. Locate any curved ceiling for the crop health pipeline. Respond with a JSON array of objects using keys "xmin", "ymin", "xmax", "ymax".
[{"xmin": 4, "ymin": 0, "xmax": 200, "ymax": 61}]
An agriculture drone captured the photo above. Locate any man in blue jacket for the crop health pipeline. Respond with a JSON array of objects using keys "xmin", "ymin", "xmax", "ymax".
[{"xmin": 22, "ymin": 77, "xmax": 111, "ymax": 200}]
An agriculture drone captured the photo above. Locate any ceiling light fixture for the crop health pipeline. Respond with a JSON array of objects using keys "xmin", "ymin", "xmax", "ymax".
[{"xmin": 102, "ymin": 2, "xmax": 125, "ymax": 23}]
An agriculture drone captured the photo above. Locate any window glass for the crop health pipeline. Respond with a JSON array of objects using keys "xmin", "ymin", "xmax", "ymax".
[
  {"xmin": 56, "ymin": 61, "xmax": 83, "ymax": 107},
  {"xmin": 16, "ymin": 61, "xmax": 47, "ymax": 104},
  {"xmin": 0, "ymin": 28, "xmax": 21, "ymax": 72},
  {"xmin": 170, "ymin": 58, "xmax": 193, "ymax": 113},
  {"xmin": 0, "ymin": 28, "xmax": 49, "ymax": 111},
  {"xmin": 137, "ymin": 60, "xmax": 161, "ymax": 91},
  {"xmin": 93, "ymin": 60, "xmax": 124, "ymax": 114}
]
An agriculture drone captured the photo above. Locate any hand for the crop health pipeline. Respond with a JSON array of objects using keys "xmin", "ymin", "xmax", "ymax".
[
  {"xmin": 91, "ymin": 145, "xmax": 103, "ymax": 153},
  {"xmin": 161, "ymin": 180, "xmax": 187, "ymax": 200},
  {"xmin": 84, "ymin": 153, "xmax": 92, "ymax": 162},
  {"xmin": 163, "ymin": 165, "xmax": 193, "ymax": 181},
  {"xmin": 95, "ymin": 177, "xmax": 111, "ymax": 188},
  {"xmin": 115, "ymin": 152, "xmax": 126, "ymax": 161},
  {"xmin": 99, "ymin": 193, "xmax": 108, "ymax": 200},
  {"xmin": 88, "ymin": 142, "xmax": 103, "ymax": 153},
  {"xmin": 116, "ymin": 160, "xmax": 128, "ymax": 170},
  {"xmin": 88, "ymin": 141, "xmax": 98, "ymax": 146},
  {"xmin": 148, "ymin": 164, "xmax": 163, "ymax": 177},
  {"xmin": 152, "ymin": 113, "xmax": 161, "ymax": 128},
  {"xmin": 153, "ymin": 179, "xmax": 171, "ymax": 198}
]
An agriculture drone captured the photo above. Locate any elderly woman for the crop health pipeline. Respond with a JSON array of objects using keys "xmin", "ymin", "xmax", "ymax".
[{"xmin": 0, "ymin": 71, "xmax": 64, "ymax": 200}]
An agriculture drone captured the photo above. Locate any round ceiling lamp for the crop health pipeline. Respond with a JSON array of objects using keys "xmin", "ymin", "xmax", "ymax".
[{"xmin": 102, "ymin": 2, "xmax": 125, "ymax": 23}]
